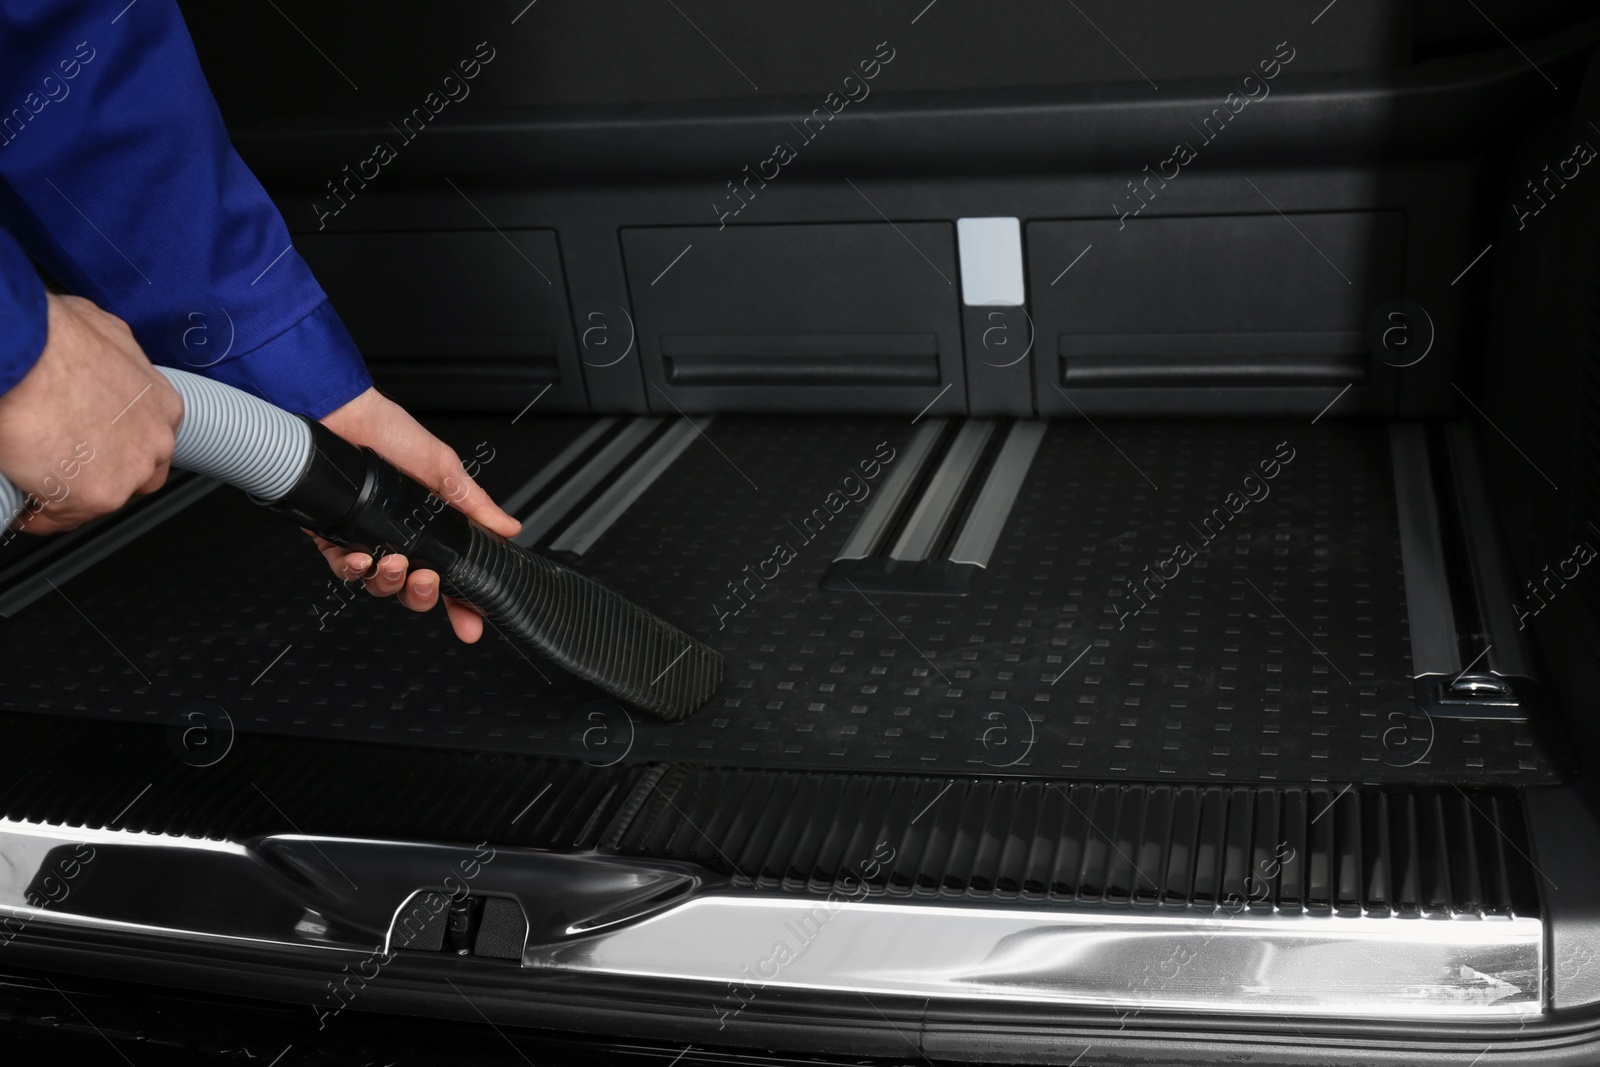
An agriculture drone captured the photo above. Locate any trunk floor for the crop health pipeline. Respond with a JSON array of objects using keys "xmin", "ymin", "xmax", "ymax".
[{"xmin": 0, "ymin": 415, "xmax": 1566, "ymax": 786}]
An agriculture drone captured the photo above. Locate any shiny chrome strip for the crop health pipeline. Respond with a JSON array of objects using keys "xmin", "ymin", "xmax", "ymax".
[
  {"xmin": 0, "ymin": 820, "xmax": 1542, "ymax": 1019},
  {"xmin": 948, "ymin": 420, "xmax": 1048, "ymax": 568},
  {"xmin": 499, "ymin": 418, "xmax": 618, "ymax": 518},
  {"xmin": 0, "ymin": 820, "xmax": 345, "ymax": 953},
  {"xmin": 0, "ymin": 475, "xmax": 220, "ymax": 618},
  {"xmin": 834, "ymin": 419, "xmax": 946, "ymax": 561},
  {"xmin": 889, "ymin": 419, "xmax": 997, "ymax": 561},
  {"xmin": 513, "ymin": 418, "xmax": 660, "ymax": 547},
  {"xmin": 531, "ymin": 894, "xmax": 1542, "ymax": 1018},
  {"xmin": 1391, "ymin": 424, "xmax": 1461, "ymax": 676},
  {"xmin": 0, "ymin": 821, "xmax": 712, "ymax": 956},
  {"xmin": 550, "ymin": 416, "xmax": 713, "ymax": 555},
  {"xmin": 1447, "ymin": 423, "xmax": 1532, "ymax": 678}
]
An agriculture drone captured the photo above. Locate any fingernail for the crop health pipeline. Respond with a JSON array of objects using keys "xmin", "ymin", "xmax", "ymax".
[{"xmin": 414, "ymin": 581, "xmax": 436, "ymax": 597}]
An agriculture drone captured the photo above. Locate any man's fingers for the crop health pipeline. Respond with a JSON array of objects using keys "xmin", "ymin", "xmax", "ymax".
[
  {"xmin": 399, "ymin": 568, "xmax": 440, "ymax": 612},
  {"xmin": 307, "ymin": 532, "xmax": 374, "ymax": 580},
  {"xmin": 13, "ymin": 500, "xmax": 102, "ymax": 535},
  {"xmin": 444, "ymin": 597, "xmax": 484, "ymax": 643},
  {"xmin": 136, "ymin": 459, "xmax": 171, "ymax": 496},
  {"xmin": 304, "ymin": 385, "xmax": 520, "ymax": 643},
  {"xmin": 300, "ymin": 527, "xmax": 488, "ymax": 641},
  {"xmin": 320, "ymin": 389, "xmax": 521, "ymax": 541},
  {"xmin": 437, "ymin": 459, "xmax": 521, "ymax": 539},
  {"xmin": 362, "ymin": 552, "xmax": 408, "ymax": 597},
  {"xmin": 17, "ymin": 512, "xmax": 67, "ymax": 535}
]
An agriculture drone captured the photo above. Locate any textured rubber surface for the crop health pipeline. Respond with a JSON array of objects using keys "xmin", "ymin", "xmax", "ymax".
[
  {"xmin": 0, "ymin": 712, "xmax": 1537, "ymax": 919},
  {"xmin": 267, "ymin": 419, "xmax": 722, "ymax": 721},
  {"xmin": 0, "ymin": 710, "xmax": 645, "ymax": 850},
  {"xmin": 622, "ymin": 765, "xmax": 1539, "ymax": 916},
  {"xmin": 0, "ymin": 415, "xmax": 1568, "ymax": 785},
  {"xmin": 443, "ymin": 522, "xmax": 723, "ymax": 721}
]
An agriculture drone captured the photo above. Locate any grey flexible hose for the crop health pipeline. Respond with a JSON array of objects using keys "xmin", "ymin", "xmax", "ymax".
[
  {"xmin": 0, "ymin": 461, "xmax": 19, "ymax": 526},
  {"xmin": 157, "ymin": 367, "xmax": 310, "ymax": 500},
  {"xmin": 0, "ymin": 366, "xmax": 310, "ymax": 525}
]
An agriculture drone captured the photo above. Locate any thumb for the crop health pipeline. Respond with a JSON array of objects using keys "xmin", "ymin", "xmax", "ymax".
[
  {"xmin": 434, "ymin": 452, "xmax": 522, "ymax": 539},
  {"xmin": 319, "ymin": 388, "xmax": 522, "ymax": 540}
]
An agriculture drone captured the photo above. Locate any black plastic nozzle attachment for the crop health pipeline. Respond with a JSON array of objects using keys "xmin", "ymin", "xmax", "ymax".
[{"xmin": 264, "ymin": 420, "xmax": 723, "ymax": 722}]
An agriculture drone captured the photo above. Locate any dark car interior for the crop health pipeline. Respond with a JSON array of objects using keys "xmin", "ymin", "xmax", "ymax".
[{"xmin": 6, "ymin": 1, "xmax": 1600, "ymax": 1063}]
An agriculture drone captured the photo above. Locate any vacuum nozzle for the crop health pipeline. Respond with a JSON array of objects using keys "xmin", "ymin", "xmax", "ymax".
[
  {"xmin": 268, "ymin": 421, "xmax": 723, "ymax": 721},
  {"xmin": 0, "ymin": 367, "xmax": 723, "ymax": 722}
]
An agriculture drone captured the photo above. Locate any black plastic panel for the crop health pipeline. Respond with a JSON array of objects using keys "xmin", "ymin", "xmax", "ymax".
[
  {"xmin": 185, "ymin": 0, "xmax": 1414, "ymax": 118},
  {"xmin": 296, "ymin": 230, "xmax": 587, "ymax": 412},
  {"xmin": 267, "ymin": 160, "xmax": 1551, "ymax": 421},
  {"xmin": 621, "ymin": 223, "xmax": 964, "ymax": 414},
  {"xmin": 236, "ymin": 26, "xmax": 1599, "ymax": 188},
  {"xmin": 1029, "ymin": 212, "xmax": 1404, "ymax": 416},
  {"xmin": 964, "ymin": 304, "xmax": 1035, "ymax": 415}
]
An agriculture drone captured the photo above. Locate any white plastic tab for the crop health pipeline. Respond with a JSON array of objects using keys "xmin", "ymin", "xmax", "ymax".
[{"xmin": 956, "ymin": 217, "xmax": 1025, "ymax": 307}]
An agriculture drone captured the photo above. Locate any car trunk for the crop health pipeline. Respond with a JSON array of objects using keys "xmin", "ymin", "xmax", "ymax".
[{"xmin": 5, "ymin": 4, "xmax": 1600, "ymax": 1064}]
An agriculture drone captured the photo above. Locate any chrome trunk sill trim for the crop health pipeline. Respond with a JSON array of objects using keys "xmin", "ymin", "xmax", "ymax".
[
  {"xmin": 530, "ymin": 894, "xmax": 1542, "ymax": 1018},
  {"xmin": 0, "ymin": 821, "xmax": 714, "ymax": 958},
  {"xmin": 0, "ymin": 820, "xmax": 1542, "ymax": 1021}
]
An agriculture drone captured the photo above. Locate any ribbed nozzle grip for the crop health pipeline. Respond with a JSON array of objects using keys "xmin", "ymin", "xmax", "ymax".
[
  {"xmin": 267, "ymin": 420, "xmax": 723, "ymax": 721},
  {"xmin": 442, "ymin": 523, "xmax": 723, "ymax": 721}
]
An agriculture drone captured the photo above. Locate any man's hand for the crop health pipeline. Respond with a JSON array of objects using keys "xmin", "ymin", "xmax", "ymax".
[
  {"xmin": 313, "ymin": 387, "xmax": 521, "ymax": 643},
  {"xmin": 0, "ymin": 293, "xmax": 182, "ymax": 533}
]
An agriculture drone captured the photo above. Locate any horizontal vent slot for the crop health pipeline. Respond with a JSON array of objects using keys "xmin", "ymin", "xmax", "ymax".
[
  {"xmin": 662, "ymin": 333, "xmax": 939, "ymax": 386},
  {"xmin": 1059, "ymin": 331, "xmax": 1366, "ymax": 387}
]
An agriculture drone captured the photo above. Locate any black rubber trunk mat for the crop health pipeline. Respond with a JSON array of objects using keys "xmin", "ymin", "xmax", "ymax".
[
  {"xmin": 0, "ymin": 713, "xmax": 1537, "ymax": 919},
  {"xmin": 0, "ymin": 414, "xmax": 1566, "ymax": 786}
]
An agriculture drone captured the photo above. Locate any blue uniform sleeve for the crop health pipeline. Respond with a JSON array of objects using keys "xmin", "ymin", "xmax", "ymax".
[
  {"xmin": 0, "ymin": 226, "xmax": 46, "ymax": 394},
  {"xmin": 0, "ymin": 0, "xmax": 372, "ymax": 418}
]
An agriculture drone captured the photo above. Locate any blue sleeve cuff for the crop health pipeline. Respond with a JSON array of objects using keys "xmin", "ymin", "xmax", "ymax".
[
  {"xmin": 180, "ymin": 299, "xmax": 374, "ymax": 419},
  {"xmin": 0, "ymin": 228, "xmax": 46, "ymax": 396}
]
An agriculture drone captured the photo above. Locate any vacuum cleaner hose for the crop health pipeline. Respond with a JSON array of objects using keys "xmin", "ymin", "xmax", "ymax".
[
  {"xmin": 0, "ymin": 366, "xmax": 722, "ymax": 721},
  {"xmin": 0, "ymin": 366, "xmax": 308, "ymax": 518}
]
